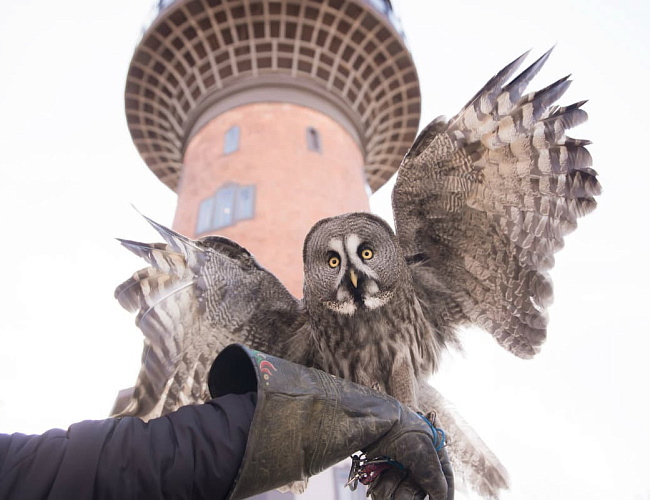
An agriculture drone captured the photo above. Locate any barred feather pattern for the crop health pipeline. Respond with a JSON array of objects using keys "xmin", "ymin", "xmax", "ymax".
[
  {"xmin": 417, "ymin": 378, "xmax": 509, "ymax": 499},
  {"xmin": 394, "ymin": 48, "xmax": 600, "ymax": 358},
  {"xmin": 115, "ymin": 51, "xmax": 599, "ymax": 498},
  {"xmin": 113, "ymin": 216, "xmax": 307, "ymax": 419}
]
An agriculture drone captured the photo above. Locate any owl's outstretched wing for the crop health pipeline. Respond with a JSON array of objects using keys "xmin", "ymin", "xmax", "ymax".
[
  {"xmin": 393, "ymin": 49, "xmax": 600, "ymax": 357},
  {"xmin": 114, "ymin": 216, "xmax": 309, "ymax": 418}
]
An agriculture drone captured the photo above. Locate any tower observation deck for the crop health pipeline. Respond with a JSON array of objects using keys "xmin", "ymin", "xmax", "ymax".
[{"xmin": 125, "ymin": 0, "xmax": 421, "ymax": 295}]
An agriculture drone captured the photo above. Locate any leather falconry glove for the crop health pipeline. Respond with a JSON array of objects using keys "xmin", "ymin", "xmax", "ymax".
[
  {"xmin": 208, "ymin": 344, "xmax": 453, "ymax": 500},
  {"xmin": 367, "ymin": 447, "xmax": 454, "ymax": 500}
]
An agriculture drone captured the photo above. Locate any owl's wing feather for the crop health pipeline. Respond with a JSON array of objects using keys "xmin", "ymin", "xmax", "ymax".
[
  {"xmin": 393, "ymin": 49, "xmax": 600, "ymax": 358},
  {"xmin": 114, "ymin": 217, "xmax": 309, "ymax": 418},
  {"xmin": 417, "ymin": 378, "xmax": 509, "ymax": 498}
]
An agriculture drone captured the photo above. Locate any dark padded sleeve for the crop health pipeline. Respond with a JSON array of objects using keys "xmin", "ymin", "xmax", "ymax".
[
  {"xmin": 0, "ymin": 392, "xmax": 256, "ymax": 500},
  {"xmin": 94, "ymin": 392, "xmax": 256, "ymax": 500}
]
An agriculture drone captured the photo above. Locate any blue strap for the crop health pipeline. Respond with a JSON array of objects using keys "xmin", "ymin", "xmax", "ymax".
[{"xmin": 417, "ymin": 414, "xmax": 446, "ymax": 451}]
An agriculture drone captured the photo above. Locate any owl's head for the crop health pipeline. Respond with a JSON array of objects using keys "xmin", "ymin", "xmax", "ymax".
[{"xmin": 302, "ymin": 212, "xmax": 407, "ymax": 315}]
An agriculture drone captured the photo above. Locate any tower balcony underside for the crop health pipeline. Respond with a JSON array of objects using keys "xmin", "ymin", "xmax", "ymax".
[{"xmin": 126, "ymin": 0, "xmax": 421, "ymax": 192}]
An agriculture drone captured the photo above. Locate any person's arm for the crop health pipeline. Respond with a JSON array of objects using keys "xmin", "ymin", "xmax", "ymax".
[
  {"xmin": 1, "ymin": 344, "xmax": 453, "ymax": 500},
  {"xmin": 0, "ymin": 393, "xmax": 255, "ymax": 500}
]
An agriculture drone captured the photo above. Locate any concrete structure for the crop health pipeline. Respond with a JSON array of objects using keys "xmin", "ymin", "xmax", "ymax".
[{"xmin": 125, "ymin": 0, "xmax": 421, "ymax": 296}]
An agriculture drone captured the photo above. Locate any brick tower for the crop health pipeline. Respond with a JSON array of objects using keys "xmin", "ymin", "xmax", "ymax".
[{"xmin": 125, "ymin": 0, "xmax": 421, "ymax": 296}]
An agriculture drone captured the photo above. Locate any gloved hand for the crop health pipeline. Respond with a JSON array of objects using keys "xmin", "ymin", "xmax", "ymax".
[
  {"xmin": 208, "ymin": 344, "xmax": 454, "ymax": 500},
  {"xmin": 366, "ymin": 446, "xmax": 454, "ymax": 500}
]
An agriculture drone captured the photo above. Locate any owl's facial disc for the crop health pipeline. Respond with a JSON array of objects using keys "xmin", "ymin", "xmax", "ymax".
[{"xmin": 322, "ymin": 234, "xmax": 394, "ymax": 315}]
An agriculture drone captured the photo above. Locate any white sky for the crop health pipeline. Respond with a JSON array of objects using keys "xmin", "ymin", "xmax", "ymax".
[{"xmin": 0, "ymin": 1, "xmax": 648, "ymax": 499}]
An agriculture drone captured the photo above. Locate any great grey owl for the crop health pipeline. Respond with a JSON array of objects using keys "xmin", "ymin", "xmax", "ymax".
[{"xmin": 115, "ymin": 49, "xmax": 600, "ymax": 498}]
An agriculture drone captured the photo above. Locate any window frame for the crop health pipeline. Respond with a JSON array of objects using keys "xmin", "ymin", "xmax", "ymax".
[{"xmin": 195, "ymin": 182, "xmax": 256, "ymax": 234}]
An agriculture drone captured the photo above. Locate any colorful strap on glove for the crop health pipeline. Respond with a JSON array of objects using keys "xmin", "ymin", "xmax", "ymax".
[
  {"xmin": 345, "ymin": 412, "xmax": 447, "ymax": 491},
  {"xmin": 417, "ymin": 411, "xmax": 447, "ymax": 451},
  {"xmin": 346, "ymin": 455, "xmax": 404, "ymax": 491}
]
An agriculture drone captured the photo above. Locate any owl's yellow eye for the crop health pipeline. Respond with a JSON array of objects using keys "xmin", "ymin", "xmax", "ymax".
[
  {"xmin": 360, "ymin": 248, "xmax": 373, "ymax": 260},
  {"xmin": 328, "ymin": 255, "xmax": 340, "ymax": 268}
]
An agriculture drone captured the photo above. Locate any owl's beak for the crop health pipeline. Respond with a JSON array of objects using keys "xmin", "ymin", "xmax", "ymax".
[{"xmin": 349, "ymin": 269, "xmax": 358, "ymax": 288}]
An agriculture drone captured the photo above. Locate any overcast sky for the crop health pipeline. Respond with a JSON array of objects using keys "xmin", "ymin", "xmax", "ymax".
[{"xmin": 0, "ymin": 1, "xmax": 648, "ymax": 499}]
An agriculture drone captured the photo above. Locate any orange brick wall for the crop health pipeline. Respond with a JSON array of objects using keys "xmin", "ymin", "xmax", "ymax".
[{"xmin": 173, "ymin": 102, "xmax": 370, "ymax": 297}]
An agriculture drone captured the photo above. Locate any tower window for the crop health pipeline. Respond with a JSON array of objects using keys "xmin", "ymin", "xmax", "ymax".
[
  {"xmin": 306, "ymin": 126, "xmax": 322, "ymax": 153},
  {"xmin": 235, "ymin": 185, "xmax": 256, "ymax": 220},
  {"xmin": 196, "ymin": 196, "xmax": 215, "ymax": 234},
  {"xmin": 196, "ymin": 183, "xmax": 256, "ymax": 234},
  {"xmin": 214, "ymin": 184, "xmax": 236, "ymax": 228},
  {"xmin": 224, "ymin": 125, "xmax": 240, "ymax": 154}
]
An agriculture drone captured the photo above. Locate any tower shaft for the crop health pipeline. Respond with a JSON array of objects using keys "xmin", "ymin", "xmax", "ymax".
[{"xmin": 174, "ymin": 101, "xmax": 369, "ymax": 295}]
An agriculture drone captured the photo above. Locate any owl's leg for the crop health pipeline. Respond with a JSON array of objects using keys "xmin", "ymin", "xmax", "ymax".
[
  {"xmin": 355, "ymin": 372, "xmax": 386, "ymax": 394},
  {"xmin": 388, "ymin": 353, "xmax": 420, "ymax": 410}
]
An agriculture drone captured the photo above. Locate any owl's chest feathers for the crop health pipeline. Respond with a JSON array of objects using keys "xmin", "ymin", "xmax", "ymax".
[{"xmin": 312, "ymin": 291, "xmax": 438, "ymax": 390}]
